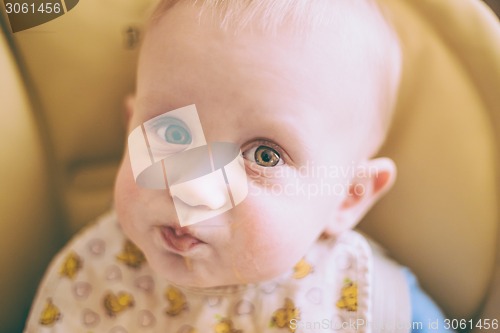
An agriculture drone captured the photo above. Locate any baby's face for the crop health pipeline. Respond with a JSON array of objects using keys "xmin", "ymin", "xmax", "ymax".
[{"xmin": 115, "ymin": 3, "xmax": 387, "ymax": 287}]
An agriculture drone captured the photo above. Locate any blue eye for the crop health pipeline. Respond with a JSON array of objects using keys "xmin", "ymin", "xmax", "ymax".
[
  {"xmin": 154, "ymin": 117, "xmax": 192, "ymax": 145},
  {"xmin": 164, "ymin": 124, "xmax": 191, "ymax": 144}
]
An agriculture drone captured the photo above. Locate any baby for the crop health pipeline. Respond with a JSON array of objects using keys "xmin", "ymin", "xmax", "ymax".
[{"xmin": 25, "ymin": 0, "xmax": 452, "ymax": 332}]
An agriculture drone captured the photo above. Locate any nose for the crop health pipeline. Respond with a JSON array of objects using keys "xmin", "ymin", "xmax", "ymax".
[
  {"xmin": 168, "ymin": 167, "xmax": 234, "ymax": 226},
  {"xmin": 170, "ymin": 171, "xmax": 230, "ymax": 210}
]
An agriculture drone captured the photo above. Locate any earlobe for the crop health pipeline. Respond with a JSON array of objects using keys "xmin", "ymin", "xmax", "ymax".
[{"xmin": 326, "ymin": 158, "xmax": 397, "ymax": 236}]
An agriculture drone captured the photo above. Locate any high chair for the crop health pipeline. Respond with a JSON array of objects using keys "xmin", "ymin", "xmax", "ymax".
[{"xmin": 0, "ymin": 0, "xmax": 499, "ymax": 331}]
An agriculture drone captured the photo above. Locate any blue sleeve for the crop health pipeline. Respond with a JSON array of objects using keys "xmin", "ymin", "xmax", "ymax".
[{"xmin": 403, "ymin": 268, "xmax": 456, "ymax": 333}]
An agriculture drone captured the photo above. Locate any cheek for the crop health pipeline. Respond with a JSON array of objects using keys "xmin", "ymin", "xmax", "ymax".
[
  {"xmin": 114, "ymin": 159, "xmax": 133, "ymax": 209},
  {"xmin": 229, "ymin": 190, "xmax": 332, "ymax": 280},
  {"xmin": 114, "ymin": 157, "xmax": 142, "ymax": 230}
]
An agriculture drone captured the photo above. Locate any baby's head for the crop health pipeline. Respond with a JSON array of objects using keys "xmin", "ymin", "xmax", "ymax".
[{"xmin": 114, "ymin": 0, "xmax": 402, "ymax": 288}]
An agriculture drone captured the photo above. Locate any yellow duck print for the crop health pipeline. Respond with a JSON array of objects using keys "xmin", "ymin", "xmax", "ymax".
[
  {"xmin": 116, "ymin": 239, "xmax": 146, "ymax": 268},
  {"xmin": 39, "ymin": 298, "xmax": 61, "ymax": 326},
  {"xmin": 270, "ymin": 298, "xmax": 300, "ymax": 333},
  {"xmin": 336, "ymin": 280, "xmax": 357, "ymax": 311},
  {"xmin": 292, "ymin": 258, "xmax": 313, "ymax": 279},
  {"xmin": 214, "ymin": 318, "xmax": 243, "ymax": 333},
  {"xmin": 59, "ymin": 251, "xmax": 82, "ymax": 279},
  {"xmin": 165, "ymin": 286, "xmax": 188, "ymax": 316},
  {"xmin": 103, "ymin": 291, "xmax": 134, "ymax": 316}
]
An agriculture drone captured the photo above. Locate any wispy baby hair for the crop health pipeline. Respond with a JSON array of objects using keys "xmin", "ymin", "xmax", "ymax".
[{"xmin": 152, "ymin": 0, "xmax": 337, "ymax": 33}]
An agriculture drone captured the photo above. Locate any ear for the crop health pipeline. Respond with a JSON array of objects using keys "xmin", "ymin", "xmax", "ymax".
[{"xmin": 326, "ymin": 158, "xmax": 396, "ymax": 235}]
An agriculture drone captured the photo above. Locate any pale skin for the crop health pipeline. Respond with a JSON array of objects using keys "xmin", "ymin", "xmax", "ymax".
[{"xmin": 114, "ymin": 2, "xmax": 397, "ymax": 288}]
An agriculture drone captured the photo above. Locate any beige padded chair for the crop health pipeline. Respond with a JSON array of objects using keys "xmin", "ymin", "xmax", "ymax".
[{"xmin": 0, "ymin": 0, "xmax": 499, "ymax": 331}]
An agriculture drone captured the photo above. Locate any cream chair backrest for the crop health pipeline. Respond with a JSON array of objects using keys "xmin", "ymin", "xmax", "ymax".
[
  {"xmin": 0, "ymin": 0, "xmax": 498, "ymax": 331},
  {"xmin": 360, "ymin": 0, "xmax": 500, "ymax": 320},
  {"xmin": 0, "ymin": 13, "xmax": 60, "ymax": 333},
  {"xmin": 10, "ymin": 0, "xmax": 158, "ymax": 233}
]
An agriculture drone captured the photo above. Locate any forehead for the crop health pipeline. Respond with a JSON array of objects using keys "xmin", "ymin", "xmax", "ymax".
[{"xmin": 139, "ymin": 2, "xmax": 383, "ymax": 102}]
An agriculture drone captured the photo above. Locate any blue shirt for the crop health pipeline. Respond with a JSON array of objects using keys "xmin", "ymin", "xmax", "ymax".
[{"xmin": 404, "ymin": 268, "xmax": 456, "ymax": 333}]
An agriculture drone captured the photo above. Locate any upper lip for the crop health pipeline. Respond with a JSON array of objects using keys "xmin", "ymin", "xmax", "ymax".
[
  {"xmin": 160, "ymin": 222, "xmax": 206, "ymax": 243},
  {"xmin": 170, "ymin": 225, "xmax": 197, "ymax": 237}
]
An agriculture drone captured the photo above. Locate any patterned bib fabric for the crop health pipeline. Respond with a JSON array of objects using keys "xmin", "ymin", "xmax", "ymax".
[{"xmin": 25, "ymin": 211, "xmax": 375, "ymax": 333}]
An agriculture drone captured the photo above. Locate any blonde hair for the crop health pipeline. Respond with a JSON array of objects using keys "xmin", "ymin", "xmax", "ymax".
[
  {"xmin": 153, "ymin": 0, "xmax": 339, "ymax": 32},
  {"xmin": 150, "ymin": 0, "xmax": 402, "ymax": 155}
]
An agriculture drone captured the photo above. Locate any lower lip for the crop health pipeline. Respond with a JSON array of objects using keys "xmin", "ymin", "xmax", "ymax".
[{"xmin": 159, "ymin": 226, "xmax": 205, "ymax": 253}]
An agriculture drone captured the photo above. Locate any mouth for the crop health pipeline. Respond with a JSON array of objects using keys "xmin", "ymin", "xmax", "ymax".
[{"xmin": 159, "ymin": 226, "xmax": 206, "ymax": 253}]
